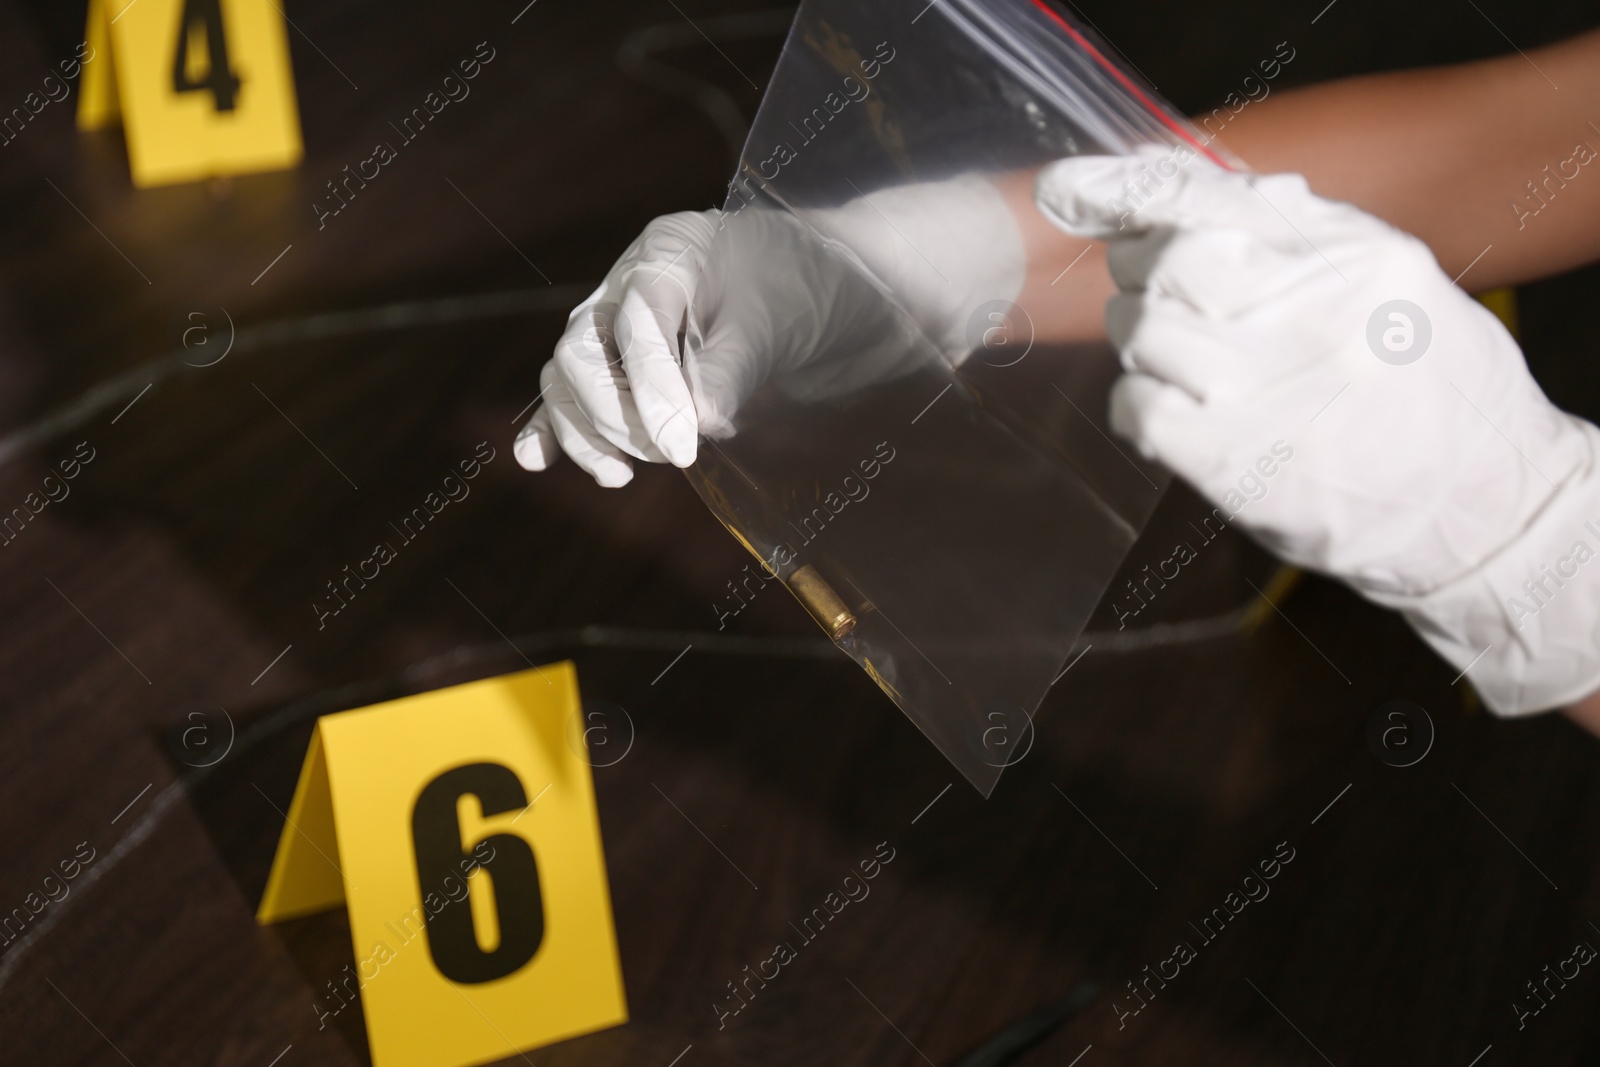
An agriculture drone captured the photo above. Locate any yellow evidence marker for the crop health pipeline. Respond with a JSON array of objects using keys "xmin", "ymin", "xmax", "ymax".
[
  {"xmin": 257, "ymin": 664, "xmax": 629, "ymax": 1067},
  {"xmin": 77, "ymin": 0, "xmax": 302, "ymax": 186}
]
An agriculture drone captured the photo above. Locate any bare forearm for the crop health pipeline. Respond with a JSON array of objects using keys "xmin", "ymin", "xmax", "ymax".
[
  {"xmin": 1216, "ymin": 28, "xmax": 1600, "ymax": 288},
  {"xmin": 1011, "ymin": 29, "xmax": 1600, "ymax": 344},
  {"xmin": 1566, "ymin": 690, "xmax": 1600, "ymax": 737}
]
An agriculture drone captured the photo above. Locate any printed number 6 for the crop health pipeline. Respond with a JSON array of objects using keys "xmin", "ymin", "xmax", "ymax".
[{"xmin": 411, "ymin": 763, "xmax": 545, "ymax": 984}]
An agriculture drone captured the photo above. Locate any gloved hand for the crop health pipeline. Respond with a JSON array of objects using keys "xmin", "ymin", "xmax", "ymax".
[
  {"xmin": 514, "ymin": 175, "xmax": 1025, "ymax": 486},
  {"xmin": 1034, "ymin": 153, "xmax": 1600, "ymax": 715}
]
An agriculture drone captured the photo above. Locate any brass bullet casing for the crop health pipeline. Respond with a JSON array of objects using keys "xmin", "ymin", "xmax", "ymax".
[{"xmin": 787, "ymin": 564, "xmax": 857, "ymax": 639}]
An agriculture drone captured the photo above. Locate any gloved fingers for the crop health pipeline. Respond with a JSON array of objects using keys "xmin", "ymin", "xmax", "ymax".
[
  {"xmin": 1106, "ymin": 294, "xmax": 1255, "ymax": 403},
  {"xmin": 550, "ymin": 321, "xmax": 674, "ymax": 465},
  {"xmin": 545, "ymin": 212, "xmax": 718, "ymax": 466},
  {"xmin": 513, "ymin": 401, "xmax": 558, "ymax": 471},
  {"xmin": 612, "ymin": 212, "xmax": 722, "ymax": 466},
  {"xmin": 1120, "ymin": 227, "xmax": 1333, "ymax": 317},
  {"xmin": 1108, "ymin": 371, "xmax": 1220, "ymax": 477},
  {"xmin": 547, "ymin": 288, "xmax": 654, "ymax": 452},
  {"xmin": 1036, "ymin": 154, "xmax": 1329, "ymax": 251},
  {"xmin": 1102, "ymin": 228, "xmax": 1173, "ymax": 293},
  {"xmin": 541, "ymin": 365, "xmax": 636, "ymax": 487},
  {"xmin": 617, "ymin": 281, "xmax": 698, "ymax": 467}
]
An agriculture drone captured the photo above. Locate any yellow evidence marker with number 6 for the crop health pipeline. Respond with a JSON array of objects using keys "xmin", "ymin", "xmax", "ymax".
[
  {"xmin": 257, "ymin": 664, "xmax": 628, "ymax": 1067},
  {"xmin": 78, "ymin": 0, "xmax": 302, "ymax": 186}
]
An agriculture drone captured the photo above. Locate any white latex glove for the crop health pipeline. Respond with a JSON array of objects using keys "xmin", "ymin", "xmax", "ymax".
[
  {"xmin": 1034, "ymin": 153, "xmax": 1600, "ymax": 715},
  {"xmin": 515, "ymin": 175, "xmax": 1024, "ymax": 486}
]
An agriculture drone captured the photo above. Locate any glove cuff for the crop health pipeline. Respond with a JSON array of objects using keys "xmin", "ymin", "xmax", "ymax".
[{"xmin": 1369, "ymin": 418, "xmax": 1600, "ymax": 715}]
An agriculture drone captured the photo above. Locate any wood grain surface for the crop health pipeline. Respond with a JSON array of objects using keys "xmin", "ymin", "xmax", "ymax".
[{"xmin": 1, "ymin": 1, "xmax": 1599, "ymax": 1065}]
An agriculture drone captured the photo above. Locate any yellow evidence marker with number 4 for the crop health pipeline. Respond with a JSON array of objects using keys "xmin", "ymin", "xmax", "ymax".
[
  {"xmin": 78, "ymin": 0, "xmax": 302, "ymax": 186},
  {"xmin": 257, "ymin": 664, "xmax": 628, "ymax": 1067}
]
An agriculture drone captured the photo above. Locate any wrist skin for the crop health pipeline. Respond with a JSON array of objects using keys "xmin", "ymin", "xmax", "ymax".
[{"xmin": 1569, "ymin": 689, "xmax": 1600, "ymax": 731}]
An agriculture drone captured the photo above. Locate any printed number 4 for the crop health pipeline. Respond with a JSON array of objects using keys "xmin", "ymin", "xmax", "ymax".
[{"xmin": 171, "ymin": 0, "xmax": 242, "ymax": 112}]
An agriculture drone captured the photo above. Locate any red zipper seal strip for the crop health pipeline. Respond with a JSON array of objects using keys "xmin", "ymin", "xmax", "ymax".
[{"xmin": 1026, "ymin": 0, "xmax": 1231, "ymax": 170}]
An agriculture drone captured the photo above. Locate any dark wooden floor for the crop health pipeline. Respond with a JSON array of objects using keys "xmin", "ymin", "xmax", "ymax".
[{"xmin": 2, "ymin": 1, "xmax": 1600, "ymax": 1065}]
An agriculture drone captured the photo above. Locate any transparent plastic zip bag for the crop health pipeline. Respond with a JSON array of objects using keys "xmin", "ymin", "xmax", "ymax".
[{"xmin": 683, "ymin": 0, "xmax": 1236, "ymax": 795}]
